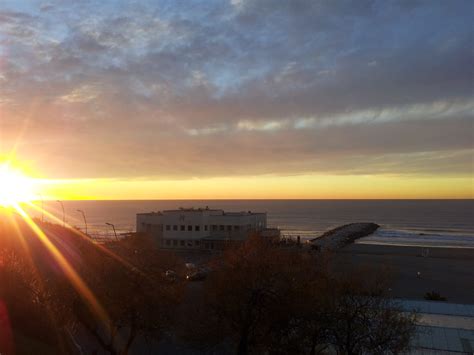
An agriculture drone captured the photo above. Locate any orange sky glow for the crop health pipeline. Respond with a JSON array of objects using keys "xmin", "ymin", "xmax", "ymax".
[
  {"xmin": 1, "ymin": 157, "xmax": 472, "ymax": 201},
  {"xmin": 0, "ymin": 1, "xmax": 472, "ymax": 200}
]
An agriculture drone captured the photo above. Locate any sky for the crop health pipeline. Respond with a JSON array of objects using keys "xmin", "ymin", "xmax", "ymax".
[{"xmin": 0, "ymin": 0, "xmax": 473, "ymax": 199}]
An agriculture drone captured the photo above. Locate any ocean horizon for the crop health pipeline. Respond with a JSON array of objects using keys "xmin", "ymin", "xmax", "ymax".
[{"xmin": 24, "ymin": 199, "xmax": 474, "ymax": 248}]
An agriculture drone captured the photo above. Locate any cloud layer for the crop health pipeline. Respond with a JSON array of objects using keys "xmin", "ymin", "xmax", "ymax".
[{"xmin": 0, "ymin": 0, "xmax": 472, "ymax": 179}]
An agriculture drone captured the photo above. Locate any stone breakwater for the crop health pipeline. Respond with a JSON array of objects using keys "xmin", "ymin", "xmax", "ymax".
[{"xmin": 310, "ymin": 223, "xmax": 380, "ymax": 250}]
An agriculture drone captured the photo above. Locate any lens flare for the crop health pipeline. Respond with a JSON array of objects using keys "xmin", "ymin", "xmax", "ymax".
[
  {"xmin": 0, "ymin": 163, "xmax": 37, "ymax": 207},
  {"xmin": 12, "ymin": 203, "xmax": 109, "ymax": 323},
  {"xmin": 0, "ymin": 158, "xmax": 110, "ymax": 326}
]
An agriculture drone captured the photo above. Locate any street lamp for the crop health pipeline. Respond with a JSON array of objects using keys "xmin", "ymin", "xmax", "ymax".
[
  {"xmin": 77, "ymin": 209, "xmax": 88, "ymax": 235},
  {"xmin": 106, "ymin": 222, "xmax": 118, "ymax": 241},
  {"xmin": 57, "ymin": 200, "xmax": 65, "ymax": 227}
]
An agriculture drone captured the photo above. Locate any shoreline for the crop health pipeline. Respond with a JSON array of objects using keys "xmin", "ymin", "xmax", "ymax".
[
  {"xmin": 308, "ymin": 223, "xmax": 474, "ymax": 250},
  {"xmin": 356, "ymin": 240, "xmax": 474, "ymax": 249},
  {"xmin": 356, "ymin": 226, "xmax": 474, "ymax": 249},
  {"xmin": 340, "ymin": 243, "xmax": 474, "ymax": 258}
]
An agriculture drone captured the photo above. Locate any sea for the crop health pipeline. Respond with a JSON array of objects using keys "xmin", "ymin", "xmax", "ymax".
[{"xmin": 24, "ymin": 200, "xmax": 474, "ymax": 248}]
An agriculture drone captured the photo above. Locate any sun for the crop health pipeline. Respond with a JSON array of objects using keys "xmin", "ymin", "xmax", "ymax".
[{"xmin": 0, "ymin": 163, "xmax": 37, "ymax": 207}]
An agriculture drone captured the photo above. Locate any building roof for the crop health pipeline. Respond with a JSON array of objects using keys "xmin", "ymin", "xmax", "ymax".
[
  {"xmin": 136, "ymin": 211, "xmax": 163, "ymax": 216},
  {"xmin": 222, "ymin": 211, "xmax": 266, "ymax": 216},
  {"xmin": 163, "ymin": 207, "xmax": 223, "ymax": 213},
  {"xmin": 138, "ymin": 207, "xmax": 266, "ymax": 216},
  {"xmin": 400, "ymin": 300, "xmax": 474, "ymax": 353},
  {"xmin": 400, "ymin": 299, "xmax": 474, "ymax": 318}
]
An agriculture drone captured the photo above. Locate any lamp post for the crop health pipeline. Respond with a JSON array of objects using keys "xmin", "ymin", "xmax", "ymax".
[
  {"xmin": 77, "ymin": 209, "xmax": 88, "ymax": 235},
  {"xmin": 106, "ymin": 222, "xmax": 118, "ymax": 241},
  {"xmin": 57, "ymin": 200, "xmax": 65, "ymax": 227}
]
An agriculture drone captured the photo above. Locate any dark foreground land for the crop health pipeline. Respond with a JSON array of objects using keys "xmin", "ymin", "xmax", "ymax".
[
  {"xmin": 335, "ymin": 243, "xmax": 474, "ymax": 304},
  {"xmin": 175, "ymin": 243, "xmax": 474, "ymax": 304},
  {"xmin": 2, "ymin": 214, "xmax": 472, "ymax": 354},
  {"xmin": 172, "ymin": 223, "xmax": 474, "ymax": 304}
]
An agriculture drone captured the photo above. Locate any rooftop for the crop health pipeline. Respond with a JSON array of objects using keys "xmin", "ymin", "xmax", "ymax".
[
  {"xmin": 163, "ymin": 207, "xmax": 222, "ymax": 213},
  {"xmin": 400, "ymin": 300, "xmax": 474, "ymax": 353},
  {"xmin": 138, "ymin": 207, "xmax": 266, "ymax": 216}
]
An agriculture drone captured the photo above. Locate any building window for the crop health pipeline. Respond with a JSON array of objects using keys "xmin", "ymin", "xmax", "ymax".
[
  {"xmin": 195, "ymin": 225, "xmax": 200, "ymax": 231},
  {"xmin": 188, "ymin": 225, "xmax": 192, "ymax": 231},
  {"xmin": 166, "ymin": 225, "xmax": 170, "ymax": 231},
  {"xmin": 173, "ymin": 225, "xmax": 178, "ymax": 231},
  {"xmin": 173, "ymin": 240, "xmax": 178, "ymax": 246},
  {"xmin": 165, "ymin": 239, "xmax": 171, "ymax": 246},
  {"xmin": 219, "ymin": 225, "xmax": 224, "ymax": 231},
  {"xmin": 195, "ymin": 240, "xmax": 200, "ymax": 246},
  {"xmin": 204, "ymin": 242, "xmax": 209, "ymax": 249},
  {"xmin": 212, "ymin": 225, "xmax": 217, "ymax": 231},
  {"xmin": 180, "ymin": 225, "xmax": 185, "ymax": 231},
  {"xmin": 180, "ymin": 240, "xmax": 185, "ymax": 246},
  {"xmin": 227, "ymin": 225, "xmax": 232, "ymax": 231},
  {"xmin": 234, "ymin": 225, "xmax": 240, "ymax": 231},
  {"xmin": 204, "ymin": 225, "xmax": 208, "ymax": 231}
]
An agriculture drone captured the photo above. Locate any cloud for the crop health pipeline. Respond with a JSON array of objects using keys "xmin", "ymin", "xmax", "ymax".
[
  {"xmin": 60, "ymin": 84, "xmax": 101, "ymax": 103},
  {"xmin": 0, "ymin": 0, "xmax": 472, "ymax": 180}
]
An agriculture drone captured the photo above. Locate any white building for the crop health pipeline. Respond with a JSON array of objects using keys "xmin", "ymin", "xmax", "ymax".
[{"xmin": 136, "ymin": 207, "xmax": 268, "ymax": 250}]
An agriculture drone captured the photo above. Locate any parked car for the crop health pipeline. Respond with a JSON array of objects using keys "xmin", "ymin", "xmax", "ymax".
[
  {"xmin": 185, "ymin": 263, "xmax": 196, "ymax": 270},
  {"xmin": 164, "ymin": 270, "xmax": 178, "ymax": 281},
  {"xmin": 186, "ymin": 270, "xmax": 207, "ymax": 281}
]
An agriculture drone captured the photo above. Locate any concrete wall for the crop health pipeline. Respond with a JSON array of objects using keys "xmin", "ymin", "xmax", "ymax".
[
  {"xmin": 161, "ymin": 210, "xmax": 211, "ymax": 240},
  {"xmin": 137, "ymin": 209, "xmax": 267, "ymax": 249}
]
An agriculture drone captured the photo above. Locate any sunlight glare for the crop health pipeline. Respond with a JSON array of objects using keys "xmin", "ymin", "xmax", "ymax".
[{"xmin": 0, "ymin": 163, "xmax": 37, "ymax": 207}]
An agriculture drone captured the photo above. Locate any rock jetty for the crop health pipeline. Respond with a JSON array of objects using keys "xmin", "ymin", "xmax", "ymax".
[{"xmin": 310, "ymin": 223, "xmax": 379, "ymax": 251}]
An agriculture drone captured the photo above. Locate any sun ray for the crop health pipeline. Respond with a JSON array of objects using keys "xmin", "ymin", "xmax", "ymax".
[
  {"xmin": 1, "ymin": 209, "xmax": 71, "ymax": 351},
  {"xmin": 11, "ymin": 203, "xmax": 109, "ymax": 325},
  {"xmin": 0, "ymin": 162, "xmax": 37, "ymax": 207},
  {"xmin": 25, "ymin": 201, "xmax": 144, "ymax": 276},
  {"xmin": 0, "ymin": 158, "xmax": 146, "ymax": 285},
  {"xmin": 2, "ymin": 208, "xmax": 34, "ymax": 265},
  {"xmin": 2, "ymin": 97, "xmax": 38, "ymax": 160}
]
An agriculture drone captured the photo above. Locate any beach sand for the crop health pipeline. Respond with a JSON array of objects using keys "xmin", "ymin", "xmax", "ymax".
[{"xmin": 334, "ymin": 244, "xmax": 474, "ymax": 304}]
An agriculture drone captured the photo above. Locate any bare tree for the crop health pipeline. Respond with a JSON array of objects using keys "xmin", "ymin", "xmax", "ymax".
[
  {"xmin": 178, "ymin": 236, "xmax": 417, "ymax": 355},
  {"xmin": 178, "ymin": 235, "xmax": 327, "ymax": 354},
  {"xmin": 323, "ymin": 270, "xmax": 417, "ymax": 355},
  {"xmin": 1, "ymin": 219, "xmax": 184, "ymax": 355},
  {"xmin": 0, "ymin": 249, "xmax": 75, "ymax": 354},
  {"xmin": 70, "ymin": 233, "xmax": 184, "ymax": 355}
]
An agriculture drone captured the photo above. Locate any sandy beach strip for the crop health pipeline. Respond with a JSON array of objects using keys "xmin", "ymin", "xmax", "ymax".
[{"xmin": 334, "ymin": 244, "xmax": 474, "ymax": 304}]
